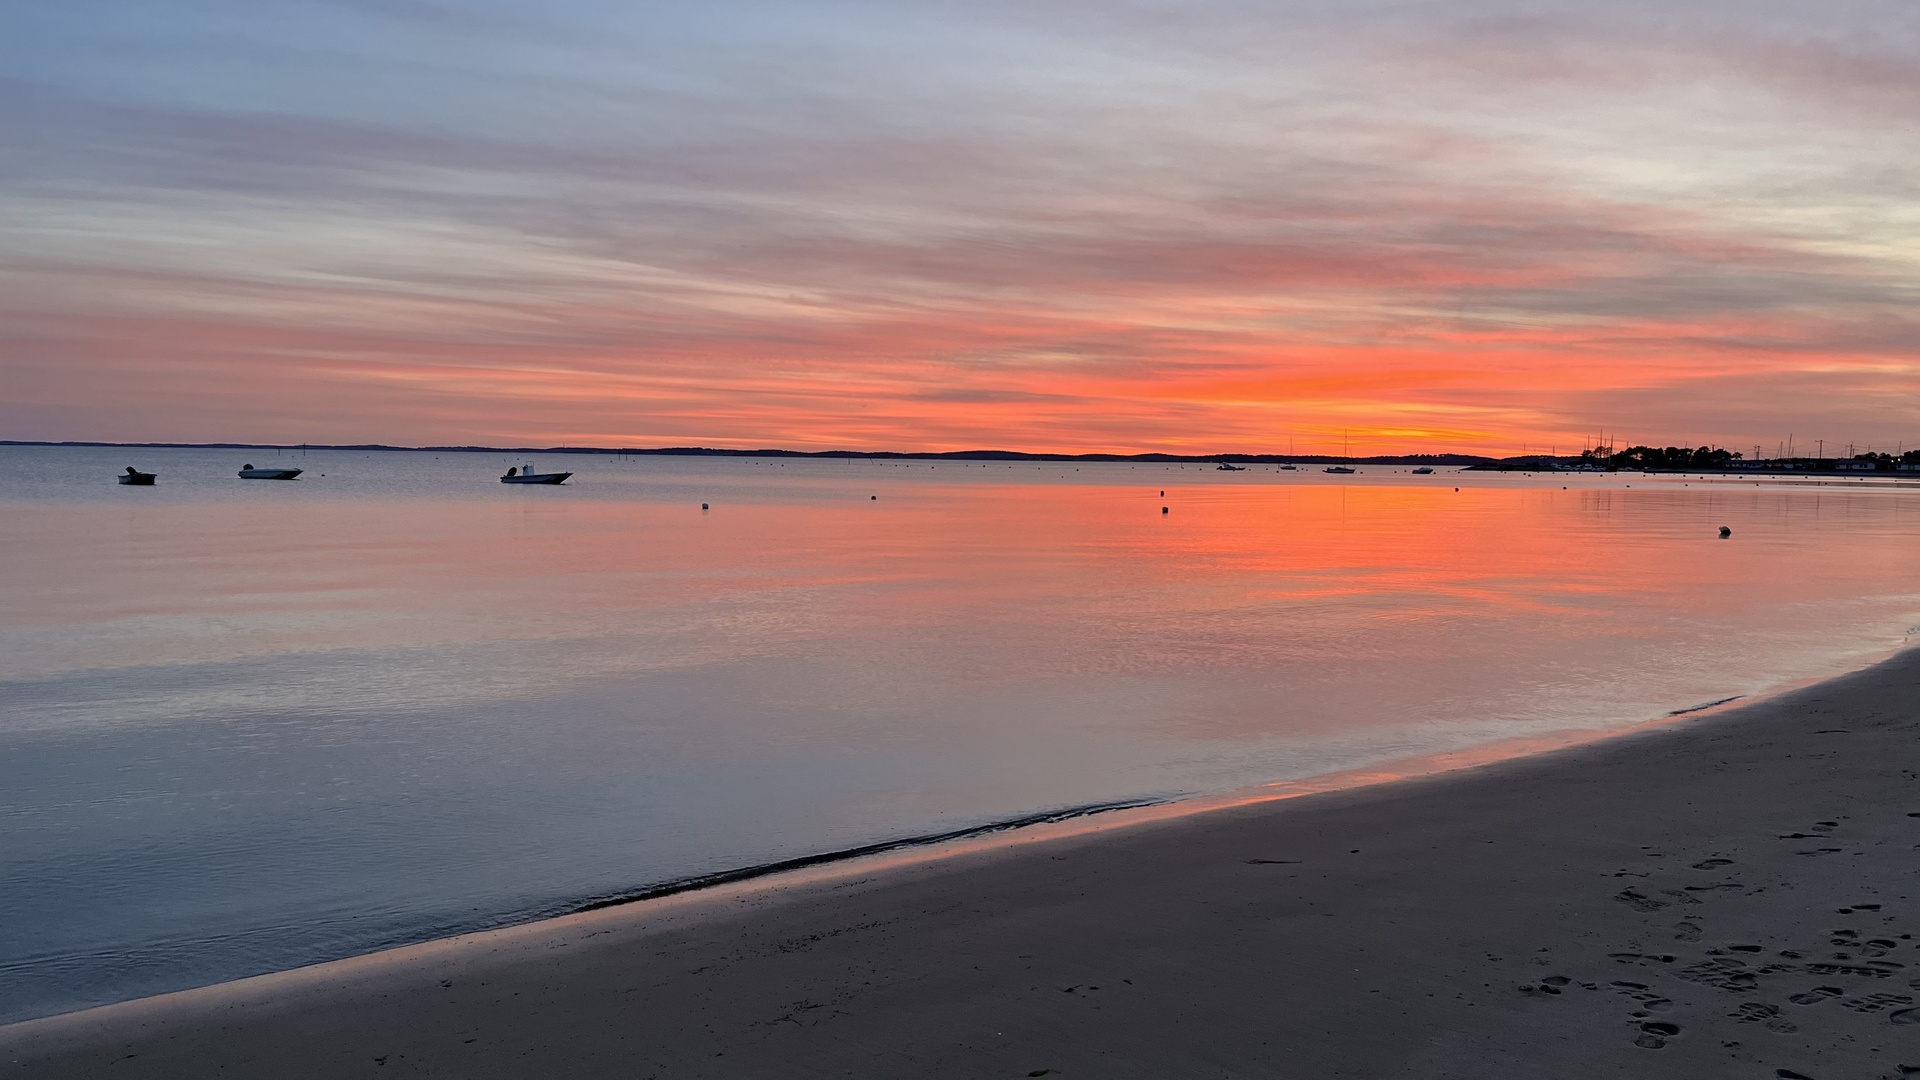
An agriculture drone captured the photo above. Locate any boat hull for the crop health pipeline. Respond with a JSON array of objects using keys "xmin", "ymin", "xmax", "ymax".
[
  {"xmin": 239, "ymin": 468, "xmax": 303, "ymax": 480},
  {"xmin": 501, "ymin": 472, "xmax": 572, "ymax": 485},
  {"xmin": 117, "ymin": 473, "xmax": 156, "ymax": 485}
]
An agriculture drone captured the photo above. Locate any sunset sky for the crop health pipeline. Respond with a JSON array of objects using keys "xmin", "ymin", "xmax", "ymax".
[{"xmin": 4, "ymin": 0, "xmax": 1917, "ymax": 455}]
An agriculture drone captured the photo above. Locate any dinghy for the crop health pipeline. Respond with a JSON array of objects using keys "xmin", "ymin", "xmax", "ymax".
[
  {"xmin": 118, "ymin": 467, "xmax": 156, "ymax": 485},
  {"xmin": 238, "ymin": 464, "xmax": 303, "ymax": 479}
]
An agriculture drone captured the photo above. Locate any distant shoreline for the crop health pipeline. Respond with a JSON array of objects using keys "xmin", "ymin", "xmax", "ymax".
[
  {"xmin": 0, "ymin": 440, "xmax": 1491, "ymax": 467},
  {"xmin": 15, "ymin": 441, "xmax": 1913, "ymax": 476}
]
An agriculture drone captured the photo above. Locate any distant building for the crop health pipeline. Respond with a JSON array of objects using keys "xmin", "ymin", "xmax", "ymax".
[{"xmin": 1835, "ymin": 460, "xmax": 1878, "ymax": 471}]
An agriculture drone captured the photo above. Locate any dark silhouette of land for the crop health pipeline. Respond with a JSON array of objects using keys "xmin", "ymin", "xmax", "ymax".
[
  {"xmin": 1467, "ymin": 442, "xmax": 1920, "ymax": 475},
  {"xmin": 13, "ymin": 439, "xmax": 1918, "ymax": 474},
  {"xmin": 0, "ymin": 440, "xmax": 1489, "ymax": 467}
]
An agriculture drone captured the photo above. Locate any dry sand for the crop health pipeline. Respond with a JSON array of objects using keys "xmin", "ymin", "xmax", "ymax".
[{"xmin": 6, "ymin": 651, "xmax": 1920, "ymax": 1078}]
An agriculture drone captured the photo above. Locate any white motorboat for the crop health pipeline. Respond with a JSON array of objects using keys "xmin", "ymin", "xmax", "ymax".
[
  {"xmin": 239, "ymin": 464, "xmax": 303, "ymax": 479},
  {"xmin": 1411, "ymin": 467, "xmax": 1433, "ymax": 475},
  {"xmin": 1324, "ymin": 466, "xmax": 1355, "ymax": 474},
  {"xmin": 501, "ymin": 466, "xmax": 572, "ymax": 485}
]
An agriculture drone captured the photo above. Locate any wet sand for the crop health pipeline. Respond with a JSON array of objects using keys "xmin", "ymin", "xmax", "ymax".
[{"xmin": 6, "ymin": 651, "xmax": 1920, "ymax": 1078}]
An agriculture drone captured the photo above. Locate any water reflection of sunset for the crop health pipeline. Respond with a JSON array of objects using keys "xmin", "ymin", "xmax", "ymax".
[{"xmin": 7, "ymin": 448, "xmax": 1920, "ymax": 1020}]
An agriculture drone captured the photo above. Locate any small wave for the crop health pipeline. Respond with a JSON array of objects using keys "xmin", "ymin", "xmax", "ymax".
[
  {"xmin": 571, "ymin": 797, "xmax": 1163, "ymax": 914},
  {"xmin": 1668, "ymin": 695, "xmax": 1744, "ymax": 717}
]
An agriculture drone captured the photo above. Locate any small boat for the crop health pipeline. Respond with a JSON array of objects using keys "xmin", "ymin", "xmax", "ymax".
[
  {"xmin": 239, "ymin": 464, "xmax": 303, "ymax": 479},
  {"xmin": 1279, "ymin": 464, "xmax": 1297, "ymax": 470},
  {"xmin": 1324, "ymin": 466, "xmax": 1355, "ymax": 474},
  {"xmin": 501, "ymin": 466, "xmax": 572, "ymax": 485},
  {"xmin": 1411, "ymin": 467, "xmax": 1433, "ymax": 475},
  {"xmin": 1215, "ymin": 463, "xmax": 1245, "ymax": 471},
  {"xmin": 118, "ymin": 467, "xmax": 156, "ymax": 485}
]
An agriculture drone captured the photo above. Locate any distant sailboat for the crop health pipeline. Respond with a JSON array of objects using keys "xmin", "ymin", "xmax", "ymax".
[{"xmin": 1324, "ymin": 430, "xmax": 1357, "ymax": 473}]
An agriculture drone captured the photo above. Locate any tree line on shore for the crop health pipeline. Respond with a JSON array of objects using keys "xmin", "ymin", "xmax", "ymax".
[{"xmin": 1577, "ymin": 445, "xmax": 1920, "ymax": 470}]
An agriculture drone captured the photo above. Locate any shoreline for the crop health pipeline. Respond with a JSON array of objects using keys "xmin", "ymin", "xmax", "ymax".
[
  {"xmin": 8, "ymin": 650, "xmax": 1920, "ymax": 1076},
  {"xmin": 0, "ymin": 683, "xmax": 1777, "ymax": 1030}
]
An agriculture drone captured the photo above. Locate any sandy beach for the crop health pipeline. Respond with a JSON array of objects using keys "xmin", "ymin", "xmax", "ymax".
[{"xmin": 6, "ymin": 650, "xmax": 1919, "ymax": 1079}]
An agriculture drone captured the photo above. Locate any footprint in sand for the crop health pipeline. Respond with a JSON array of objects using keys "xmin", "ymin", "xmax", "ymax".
[
  {"xmin": 1729, "ymin": 1002, "xmax": 1797, "ymax": 1032},
  {"xmin": 1840, "ymin": 992, "xmax": 1913, "ymax": 1013},
  {"xmin": 1609, "ymin": 952, "xmax": 1677, "ymax": 966},
  {"xmin": 1609, "ymin": 981, "xmax": 1672, "ymax": 1012},
  {"xmin": 1634, "ymin": 1021, "xmax": 1680, "ymax": 1048},
  {"xmin": 1535, "ymin": 975, "xmax": 1573, "ymax": 995},
  {"xmin": 1674, "ymin": 922, "xmax": 1703, "ymax": 942},
  {"xmin": 1691, "ymin": 858, "xmax": 1734, "ymax": 869},
  {"xmin": 1677, "ymin": 956, "xmax": 1759, "ymax": 991},
  {"xmin": 1614, "ymin": 888, "xmax": 1668, "ymax": 912},
  {"xmin": 1890, "ymin": 1007, "xmax": 1920, "ymax": 1025},
  {"xmin": 1789, "ymin": 986, "xmax": 1843, "ymax": 1005},
  {"xmin": 1806, "ymin": 961, "xmax": 1893, "ymax": 979}
]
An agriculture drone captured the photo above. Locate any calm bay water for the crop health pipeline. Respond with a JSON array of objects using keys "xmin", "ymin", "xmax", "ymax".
[{"xmin": 4, "ymin": 444, "xmax": 1920, "ymax": 1022}]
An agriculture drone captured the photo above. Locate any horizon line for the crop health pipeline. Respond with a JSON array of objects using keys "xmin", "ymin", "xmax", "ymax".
[{"xmin": 2, "ymin": 439, "xmax": 1515, "ymax": 464}]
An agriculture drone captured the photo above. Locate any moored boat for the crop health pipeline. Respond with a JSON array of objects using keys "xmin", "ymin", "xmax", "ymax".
[
  {"xmin": 118, "ymin": 467, "xmax": 156, "ymax": 485},
  {"xmin": 1411, "ymin": 466, "xmax": 1433, "ymax": 475},
  {"xmin": 239, "ymin": 464, "xmax": 303, "ymax": 479},
  {"xmin": 501, "ymin": 466, "xmax": 572, "ymax": 485},
  {"xmin": 1324, "ymin": 466, "xmax": 1355, "ymax": 474}
]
